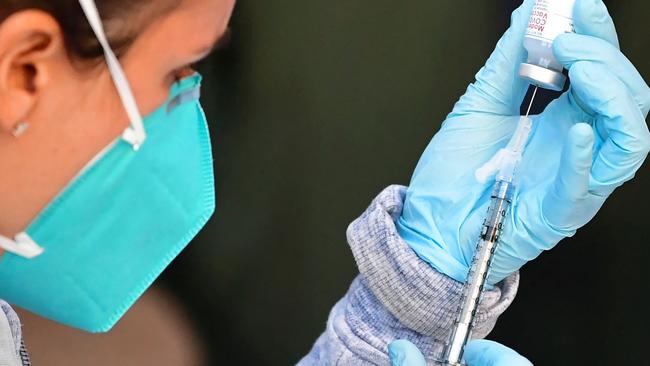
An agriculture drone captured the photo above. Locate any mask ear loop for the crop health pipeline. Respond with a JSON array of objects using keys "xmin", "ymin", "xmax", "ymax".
[
  {"xmin": 78, "ymin": 0, "xmax": 146, "ymax": 150},
  {"xmin": 0, "ymin": 233, "xmax": 44, "ymax": 259}
]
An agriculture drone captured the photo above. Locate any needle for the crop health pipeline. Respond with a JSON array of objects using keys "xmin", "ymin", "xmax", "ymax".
[
  {"xmin": 525, "ymin": 86, "xmax": 538, "ymax": 117},
  {"xmin": 442, "ymin": 86, "xmax": 539, "ymax": 366}
]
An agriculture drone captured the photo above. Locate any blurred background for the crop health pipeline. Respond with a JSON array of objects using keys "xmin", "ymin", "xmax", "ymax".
[{"xmin": 17, "ymin": 0, "xmax": 650, "ymax": 365}]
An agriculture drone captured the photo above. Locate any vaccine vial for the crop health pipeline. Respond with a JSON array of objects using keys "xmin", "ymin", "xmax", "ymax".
[{"xmin": 519, "ymin": 0, "xmax": 576, "ymax": 91}]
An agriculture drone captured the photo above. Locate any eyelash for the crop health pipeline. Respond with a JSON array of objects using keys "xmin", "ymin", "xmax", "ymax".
[{"xmin": 171, "ymin": 28, "xmax": 232, "ymax": 82}]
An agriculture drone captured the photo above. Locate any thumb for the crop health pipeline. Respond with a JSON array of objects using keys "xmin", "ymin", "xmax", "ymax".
[
  {"xmin": 541, "ymin": 122, "xmax": 596, "ymax": 234},
  {"xmin": 464, "ymin": 340, "xmax": 533, "ymax": 366},
  {"xmin": 388, "ymin": 340, "xmax": 427, "ymax": 366},
  {"xmin": 449, "ymin": 0, "xmax": 535, "ymax": 118}
]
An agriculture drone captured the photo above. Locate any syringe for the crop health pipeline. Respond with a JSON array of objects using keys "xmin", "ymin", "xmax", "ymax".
[{"xmin": 440, "ymin": 88, "xmax": 537, "ymax": 366}]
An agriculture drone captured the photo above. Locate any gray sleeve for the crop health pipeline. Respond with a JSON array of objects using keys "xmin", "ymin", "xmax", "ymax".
[
  {"xmin": 297, "ymin": 185, "xmax": 519, "ymax": 366},
  {"xmin": 0, "ymin": 300, "xmax": 28, "ymax": 366}
]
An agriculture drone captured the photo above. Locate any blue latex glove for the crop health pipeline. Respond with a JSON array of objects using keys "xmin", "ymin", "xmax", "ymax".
[
  {"xmin": 388, "ymin": 340, "xmax": 427, "ymax": 366},
  {"xmin": 388, "ymin": 339, "xmax": 532, "ymax": 366},
  {"xmin": 397, "ymin": 0, "xmax": 650, "ymax": 285}
]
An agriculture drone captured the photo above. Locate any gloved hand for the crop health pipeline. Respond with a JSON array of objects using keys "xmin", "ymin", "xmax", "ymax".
[
  {"xmin": 388, "ymin": 339, "xmax": 532, "ymax": 366},
  {"xmin": 396, "ymin": 0, "xmax": 650, "ymax": 285}
]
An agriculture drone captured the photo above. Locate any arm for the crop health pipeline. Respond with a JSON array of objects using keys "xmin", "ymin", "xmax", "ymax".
[
  {"xmin": 301, "ymin": 0, "xmax": 649, "ymax": 363},
  {"xmin": 297, "ymin": 186, "xmax": 518, "ymax": 366}
]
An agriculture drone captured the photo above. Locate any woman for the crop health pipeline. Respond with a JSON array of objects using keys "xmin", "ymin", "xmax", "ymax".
[{"xmin": 0, "ymin": 0, "xmax": 648, "ymax": 365}]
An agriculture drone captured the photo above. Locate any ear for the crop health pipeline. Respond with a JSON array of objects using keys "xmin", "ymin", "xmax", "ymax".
[{"xmin": 0, "ymin": 10, "xmax": 65, "ymax": 136}]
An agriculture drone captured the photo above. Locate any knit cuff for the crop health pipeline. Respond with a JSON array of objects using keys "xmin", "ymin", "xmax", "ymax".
[{"xmin": 347, "ymin": 185, "xmax": 519, "ymax": 340}]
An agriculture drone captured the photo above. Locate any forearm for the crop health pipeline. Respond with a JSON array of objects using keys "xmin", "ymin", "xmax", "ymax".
[{"xmin": 298, "ymin": 185, "xmax": 519, "ymax": 365}]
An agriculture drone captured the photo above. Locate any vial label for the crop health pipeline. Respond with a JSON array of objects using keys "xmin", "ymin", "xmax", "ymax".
[{"xmin": 525, "ymin": 0, "xmax": 575, "ymax": 43}]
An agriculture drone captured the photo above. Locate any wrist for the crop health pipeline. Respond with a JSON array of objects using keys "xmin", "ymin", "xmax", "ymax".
[{"xmin": 395, "ymin": 216, "xmax": 469, "ymax": 283}]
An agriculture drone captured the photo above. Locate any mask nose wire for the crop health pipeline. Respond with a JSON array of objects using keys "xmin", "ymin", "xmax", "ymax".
[{"xmin": 78, "ymin": 0, "xmax": 146, "ymax": 150}]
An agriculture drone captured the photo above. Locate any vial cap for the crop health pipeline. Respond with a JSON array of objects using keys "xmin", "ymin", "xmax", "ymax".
[{"xmin": 518, "ymin": 63, "xmax": 566, "ymax": 91}]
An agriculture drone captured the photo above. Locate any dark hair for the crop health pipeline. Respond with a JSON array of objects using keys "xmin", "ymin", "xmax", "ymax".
[{"xmin": 0, "ymin": 0, "xmax": 169, "ymax": 60}]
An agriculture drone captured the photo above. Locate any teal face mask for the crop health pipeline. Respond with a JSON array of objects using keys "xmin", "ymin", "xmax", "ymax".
[{"xmin": 0, "ymin": 0, "xmax": 215, "ymax": 332}]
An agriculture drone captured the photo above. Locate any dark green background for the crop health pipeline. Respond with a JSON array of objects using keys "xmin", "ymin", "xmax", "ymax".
[{"xmin": 162, "ymin": 1, "xmax": 650, "ymax": 364}]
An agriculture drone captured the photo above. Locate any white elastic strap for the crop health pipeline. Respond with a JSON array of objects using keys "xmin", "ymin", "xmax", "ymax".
[
  {"xmin": 0, "ymin": 232, "xmax": 44, "ymax": 259},
  {"xmin": 78, "ymin": 0, "xmax": 146, "ymax": 150}
]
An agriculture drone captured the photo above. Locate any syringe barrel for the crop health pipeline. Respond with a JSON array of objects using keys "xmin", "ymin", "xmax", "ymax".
[
  {"xmin": 442, "ymin": 180, "xmax": 514, "ymax": 365},
  {"xmin": 519, "ymin": 0, "xmax": 576, "ymax": 91}
]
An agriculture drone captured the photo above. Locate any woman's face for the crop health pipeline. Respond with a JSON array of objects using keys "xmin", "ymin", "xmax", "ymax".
[{"xmin": 0, "ymin": 0, "xmax": 235, "ymax": 243}]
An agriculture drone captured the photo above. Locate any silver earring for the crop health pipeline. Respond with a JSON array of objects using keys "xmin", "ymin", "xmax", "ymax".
[{"xmin": 12, "ymin": 122, "xmax": 29, "ymax": 138}]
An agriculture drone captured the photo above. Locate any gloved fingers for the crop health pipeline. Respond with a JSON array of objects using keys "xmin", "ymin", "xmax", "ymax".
[
  {"xmin": 554, "ymin": 34, "xmax": 650, "ymax": 116},
  {"xmin": 568, "ymin": 62, "xmax": 650, "ymax": 196},
  {"xmin": 552, "ymin": 123, "xmax": 594, "ymax": 202},
  {"xmin": 449, "ymin": 0, "xmax": 535, "ymax": 118},
  {"xmin": 388, "ymin": 340, "xmax": 427, "ymax": 366},
  {"xmin": 573, "ymin": 0, "xmax": 619, "ymax": 48},
  {"xmin": 464, "ymin": 340, "xmax": 533, "ymax": 366},
  {"xmin": 542, "ymin": 123, "xmax": 595, "ymax": 231}
]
